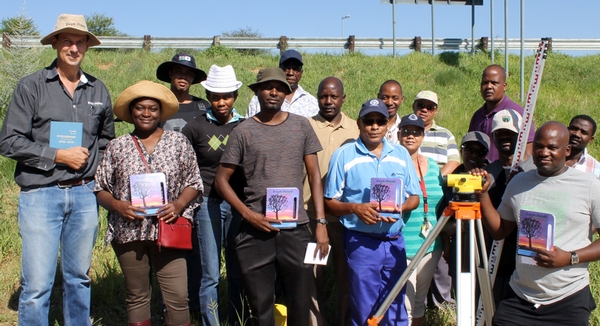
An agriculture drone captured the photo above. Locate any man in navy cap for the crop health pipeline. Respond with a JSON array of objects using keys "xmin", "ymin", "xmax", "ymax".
[
  {"xmin": 324, "ymin": 99, "xmax": 421, "ymax": 326},
  {"xmin": 156, "ymin": 53, "xmax": 210, "ymax": 131},
  {"xmin": 246, "ymin": 49, "xmax": 318, "ymax": 118}
]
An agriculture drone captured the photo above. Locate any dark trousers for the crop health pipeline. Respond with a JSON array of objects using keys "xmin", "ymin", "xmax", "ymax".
[
  {"xmin": 492, "ymin": 285, "xmax": 596, "ymax": 326},
  {"xmin": 234, "ymin": 220, "xmax": 313, "ymax": 326}
]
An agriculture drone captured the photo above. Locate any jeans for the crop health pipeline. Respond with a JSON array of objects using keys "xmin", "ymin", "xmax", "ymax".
[
  {"xmin": 17, "ymin": 181, "xmax": 98, "ymax": 326},
  {"xmin": 195, "ymin": 196, "xmax": 245, "ymax": 326}
]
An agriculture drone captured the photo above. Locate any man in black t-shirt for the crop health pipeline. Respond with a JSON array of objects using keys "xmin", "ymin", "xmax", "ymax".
[{"xmin": 156, "ymin": 53, "xmax": 210, "ymax": 131}]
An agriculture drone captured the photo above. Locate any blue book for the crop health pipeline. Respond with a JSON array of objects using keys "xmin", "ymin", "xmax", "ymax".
[
  {"xmin": 49, "ymin": 121, "xmax": 83, "ymax": 149},
  {"xmin": 266, "ymin": 187, "xmax": 299, "ymax": 229},
  {"xmin": 130, "ymin": 173, "xmax": 168, "ymax": 216}
]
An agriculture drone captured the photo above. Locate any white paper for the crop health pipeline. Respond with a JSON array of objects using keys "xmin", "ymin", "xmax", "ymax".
[{"xmin": 303, "ymin": 242, "xmax": 331, "ymax": 265}]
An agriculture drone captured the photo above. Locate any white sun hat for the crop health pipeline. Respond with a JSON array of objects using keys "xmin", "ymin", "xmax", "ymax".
[{"xmin": 200, "ymin": 64, "xmax": 243, "ymax": 93}]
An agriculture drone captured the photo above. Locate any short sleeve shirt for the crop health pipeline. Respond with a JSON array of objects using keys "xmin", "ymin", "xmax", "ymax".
[{"xmin": 246, "ymin": 85, "xmax": 318, "ymax": 118}]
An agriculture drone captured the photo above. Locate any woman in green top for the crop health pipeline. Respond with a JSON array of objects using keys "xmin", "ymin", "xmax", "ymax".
[{"xmin": 398, "ymin": 114, "xmax": 445, "ymax": 326}]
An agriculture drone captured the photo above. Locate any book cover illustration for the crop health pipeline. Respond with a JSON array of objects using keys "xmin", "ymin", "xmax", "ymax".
[
  {"xmin": 517, "ymin": 209, "xmax": 555, "ymax": 265},
  {"xmin": 265, "ymin": 187, "xmax": 299, "ymax": 229},
  {"xmin": 370, "ymin": 178, "xmax": 403, "ymax": 219},
  {"xmin": 129, "ymin": 172, "xmax": 168, "ymax": 216},
  {"xmin": 49, "ymin": 121, "xmax": 83, "ymax": 149}
]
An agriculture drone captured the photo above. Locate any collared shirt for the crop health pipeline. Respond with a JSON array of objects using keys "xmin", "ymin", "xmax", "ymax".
[
  {"xmin": 0, "ymin": 59, "xmax": 115, "ymax": 188},
  {"xmin": 303, "ymin": 112, "xmax": 360, "ymax": 218},
  {"xmin": 420, "ymin": 120, "xmax": 460, "ymax": 168},
  {"xmin": 385, "ymin": 113, "xmax": 401, "ymax": 145},
  {"xmin": 324, "ymin": 138, "xmax": 422, "ymax": 235},
  {"xmin": 468, "ymin": 95, "xmax": 535, "ymax": 162},
  {"xmin": 571, "ymin": 148, "xmax": 600, "ymax": 179},
  {"xmin": 245, "ymin": 84, "xmax": 319, "ymax": 118}
]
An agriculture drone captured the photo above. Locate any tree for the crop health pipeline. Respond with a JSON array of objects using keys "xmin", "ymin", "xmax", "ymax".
[
  {"xmin": 267, "ymin": 194, "xmax": 288, "ymax": 220},
  {"xmin": 371, "ymin": 184, "xmax": 391, "ymax": 211},
  {"xmin": 131, "ymin": 181, "xmax": 155, "ymax": 207},
  {"xmin": 520, "ymin": 217, "xmax": 542, "ymax": 248},
  {"xmin": 221, "ymin": 27, "xmax": 268, "ymax": 55},
  {"xmin": 0, "ymin": 15, "xmax": 39, "ymax": 35},
  {"xmin": 84, "ymin": 13, "xmax": 126, "ymax": 36}
]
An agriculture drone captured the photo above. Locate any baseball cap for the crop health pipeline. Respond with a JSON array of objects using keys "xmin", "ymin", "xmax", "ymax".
[
  {"xmin": 414, "ymin": 90, "xmax": 439, "ymax": 106},
  {"xmin": 461, "ymin": 131, "xmax": 491, "ymax": 150},
  {"xmin": 492, "ymin": 109, "xmax": 522, "ymax": 134},
  {"xmin": 279, "ymin": 49, "xmax": 303, "ymax": 66},
  {"xmin": 399, "ymin": 114, "xmax": 425, "ymax": 129},
  {"xmin": 359, "ymin": 99, "xmax": 388, "ymax": 118}
]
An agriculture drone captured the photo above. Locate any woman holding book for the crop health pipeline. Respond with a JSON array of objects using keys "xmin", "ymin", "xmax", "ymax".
[
  {"xmin": 94, "ymin": 80, "xmax": 202, "ymax": 326},
  {"xmin": 398, "ymin": 114, "xmax": 444, "ymax": 326},
  {"xmin": 181, "ymin": 64, "xmax": 246, "ymax": 326}
]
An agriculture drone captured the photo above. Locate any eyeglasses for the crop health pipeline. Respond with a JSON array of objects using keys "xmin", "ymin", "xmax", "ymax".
[
  {"xmin": 415, "ymin": 102, "xmax": 437, "ymax": 111},
  {"xmin": 400, "ymin": 128, "xmax": 424, "ymax": 137},
  {"xmin": 361, "ymin": 118, "xmax": 388, "ymax": 126},
  {"xmin": 461, "ymin": 145, "xmax": 487, "ymax": 157}
]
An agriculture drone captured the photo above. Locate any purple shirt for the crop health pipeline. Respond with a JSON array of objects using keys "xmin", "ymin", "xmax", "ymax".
[{"xmin": 468, "ymin": 95, "xmax": 535, "ymax": 162}]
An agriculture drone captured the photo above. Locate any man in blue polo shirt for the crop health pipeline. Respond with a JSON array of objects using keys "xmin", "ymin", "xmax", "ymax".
[{"xmin": 324, "ymin": 99, "xmax": 421, "ymax": 326}]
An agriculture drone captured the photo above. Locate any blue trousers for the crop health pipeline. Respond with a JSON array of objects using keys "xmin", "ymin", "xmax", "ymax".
[
  {"xmin": 17, "ymin": 182, "xmax": 98, "ymax": 326},
  {"xmin": 345, "ymin": 229, "xmax": 408, "ymax": 326}
]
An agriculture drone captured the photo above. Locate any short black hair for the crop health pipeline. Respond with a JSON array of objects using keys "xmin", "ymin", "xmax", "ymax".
[
  {"xmin": 570, "ymin": 114, "xmax": 597, "ymax": 136},
  {"xmin": 378, "ymin": 80, "xmax": 403, "ymax": 94}
]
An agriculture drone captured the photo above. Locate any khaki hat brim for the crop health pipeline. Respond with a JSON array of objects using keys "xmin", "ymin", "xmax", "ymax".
[
  {"xmin": 40, "ymin": 28, "xmax": 101, "ymax": 47},
  {"xmin": 113, "ymin": 81, "xmax": 179, "ymax": 124}
]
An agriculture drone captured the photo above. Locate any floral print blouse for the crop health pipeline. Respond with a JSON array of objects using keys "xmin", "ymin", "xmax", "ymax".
[{"xmin": 94, "ymin": 130, "xmax": 203, "ymax": 244}]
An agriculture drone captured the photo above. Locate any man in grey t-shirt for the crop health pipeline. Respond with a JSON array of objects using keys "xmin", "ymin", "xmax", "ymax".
[
  {"xmin": 215, "ymin": 67, "xmax": 328, "ymax": 326},
  {"xmin": 474, "ymin": 122, "xmax": 600, "ymax": 325}
]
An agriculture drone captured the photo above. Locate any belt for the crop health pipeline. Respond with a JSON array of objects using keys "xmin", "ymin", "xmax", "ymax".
[{"xmin": 57, "ymin": 177, "xmax": 94, "ymax": 188}]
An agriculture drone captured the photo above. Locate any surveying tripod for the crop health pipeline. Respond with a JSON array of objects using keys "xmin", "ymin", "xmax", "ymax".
[{"xmin": 368, "ymin": 174, "xmax": 494, "ymax": 326}]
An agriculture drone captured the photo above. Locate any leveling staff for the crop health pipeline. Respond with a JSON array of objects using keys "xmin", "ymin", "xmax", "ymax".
[{"xmin": 473, "ymin": 122, "xmax": 600, "ymax": 326}]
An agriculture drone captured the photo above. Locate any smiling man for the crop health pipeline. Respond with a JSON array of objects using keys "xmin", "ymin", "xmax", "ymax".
[
  {"xmin": 474, "ymin": 121, "xmax": 600, "ymax": 326},
  {"xmin": 0, "ymin": 14, "xmax": 114, "ymax": 325},
  {"xmin": 566, "ymin": 114, "xmax": 600, "ymax": 178},
  {"xmin": 377, "ymin": 79, "xmax": 405, "ymax": 144},
  {"xmin": 324, "ymin": 99, "xmax": 421, "ymax": 326},
  {"xmin": 246, "ymin": 49, "xmax": 318, "ymax": 118},
  {"xmin": 156, "ymin": 53, "xmax": 209, "ymax": 132},
  {"xmin": 468, "ymin": 65, "xmax": 535, "ymax": 162}
]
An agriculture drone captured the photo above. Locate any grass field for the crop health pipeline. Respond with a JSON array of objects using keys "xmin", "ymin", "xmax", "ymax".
[{"xmin": 1, "ymin": 47, "xmax": 600, "ymax": 325}]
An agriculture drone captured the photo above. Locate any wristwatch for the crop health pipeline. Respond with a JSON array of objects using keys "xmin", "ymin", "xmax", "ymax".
[
  {"xmin": 317, "ymin": 218, "xmax": 328, "ymax": 225},
  {"xmin": 570, "ymin": 251, "xmax": 579, "ymax": 265}
]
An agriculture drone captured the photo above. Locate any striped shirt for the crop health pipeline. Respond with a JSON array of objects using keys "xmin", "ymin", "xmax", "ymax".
[
  {"xmin": 571, "ymin": 148, "xmax": 600, "ymax": 179},
  {"xmin": 402, "ymin": 157, "xmax": 444, "ymax": 258},
  {"xmin": 245, "ymin": 84, "xmax": 318, "ymax": 118},
  {"xmin": 419, "ymin": 120, "xmax": 460, "ymax": 168}
]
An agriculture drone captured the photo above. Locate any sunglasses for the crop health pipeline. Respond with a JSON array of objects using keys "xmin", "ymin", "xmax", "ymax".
[
  {"xmin": 415, "ymin": 102, "xmax": 437, "ymax": 111},
  {"xmin": 461, "ymin": 145, "xmax": 488, "ymax": 157},
  {"xmin": 361, "ymin": 118, "xmax": 388, "ymax": 126},
  {"xmin": 400, "ymin": 128, "xmax": 424, "ymax": 137}
]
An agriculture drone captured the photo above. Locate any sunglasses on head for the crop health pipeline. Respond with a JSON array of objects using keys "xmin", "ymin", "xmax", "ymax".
[
  {"xmin": 415, "ymin": 102, "xmax": 437, "ymax": 111},
  {"xmin": 361, "ymin": 117, "xmax": 388, "ymax": 126},
  {"xmin": 400, "ymin": 128, "xmax": 424, "ymax": 137},
  {"xmin": 461, "ymin": 145, "xmax": 487, "ymax": 157}
]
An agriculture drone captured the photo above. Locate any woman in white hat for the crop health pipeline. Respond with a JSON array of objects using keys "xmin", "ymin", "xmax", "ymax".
[
  {"xmin": 94, "ymin": 81, "xmax": 202, "ymax": 326},
  {"xmin": 181, "ymin": 65, "xmax": 246, "ymax": 326}
]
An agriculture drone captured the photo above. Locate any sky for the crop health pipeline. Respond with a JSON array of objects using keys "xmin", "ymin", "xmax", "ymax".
[{"xmin": 3, "ymin": 0, "xmax": 600, "ymax": 55}]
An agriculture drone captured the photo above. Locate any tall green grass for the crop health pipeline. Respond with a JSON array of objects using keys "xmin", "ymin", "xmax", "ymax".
[{"xmin": 1, "ymin": 48, "xmax": 600, "ymax": 325}]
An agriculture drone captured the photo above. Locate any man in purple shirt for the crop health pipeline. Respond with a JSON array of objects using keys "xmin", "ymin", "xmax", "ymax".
[{"xmin": 468, "ymin": 64, "xmax": 534, "ymax": 162}]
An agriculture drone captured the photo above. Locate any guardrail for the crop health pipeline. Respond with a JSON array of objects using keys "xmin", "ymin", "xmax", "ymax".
[{"xmin": 3, "ymin": 34, "xmax": 600, "ymax": 53}]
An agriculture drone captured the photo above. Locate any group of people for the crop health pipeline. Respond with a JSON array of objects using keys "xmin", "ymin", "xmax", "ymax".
[{"xmin": 2, "ymin": 13, "xmax": 600, "ymax": 326}]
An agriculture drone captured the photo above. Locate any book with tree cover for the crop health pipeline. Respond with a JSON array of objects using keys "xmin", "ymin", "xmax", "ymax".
[
  {"xmin": 265, "ymin": 187, "xmax": 299, "ymax": 229},
  {"xmin": 129, "ymin": 172, "xmax": 168, "ymax": 216},
  {"xmin": 517, "ymin": 209, "xmax": 555, "ymax": 265},
  {"xmin": 370, "ymin": 178, "xmax": 403, "ymax": 220}
]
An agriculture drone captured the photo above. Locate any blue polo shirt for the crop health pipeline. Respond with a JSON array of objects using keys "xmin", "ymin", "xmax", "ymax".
[{"xmin": 325, "ymin": 137, "xmax": 421, "ymax": 235}]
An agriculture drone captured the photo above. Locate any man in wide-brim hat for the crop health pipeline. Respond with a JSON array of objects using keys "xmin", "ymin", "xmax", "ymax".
[
  {"xmin": 156, "ymin": 53, "xmax": 210, "ymax": 132},
  {"xmin": 0, "ymin": 13, "xmax": 114, "ymax": 325}
]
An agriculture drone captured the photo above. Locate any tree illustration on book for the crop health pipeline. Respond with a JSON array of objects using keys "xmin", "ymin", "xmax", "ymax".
[
  {"xmin": 267, "ymin": 194, "xmax": 288, "ymax": 220},
  {"xmin": 131, "ymin": 180, "xmax": 155, "ymax": 207},
  {"xmin": 520, "ymin": 217, "xmax": 542, "ymax": 249},
  {"xmin": 371, "ymin": 183, "xmax": 391, "ymax": 211}
]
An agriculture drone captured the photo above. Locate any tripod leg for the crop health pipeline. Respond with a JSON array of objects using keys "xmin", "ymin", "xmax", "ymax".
[
  {"xmin": 368, "ymin": 212, "xmax": 452, "ymax": 326},
  {"xmin": 474, "ymin": 219, "xmax": 495, "ymax": 326}
]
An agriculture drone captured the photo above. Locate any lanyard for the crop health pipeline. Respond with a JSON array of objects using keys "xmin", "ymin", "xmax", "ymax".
[
  {"xmin": 416, "ymin": 157, "xmax": 428, "ymax": 218},
  {"xmin": 131, "ymin": 134, "xmax": 151, "ymax": 173}
]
